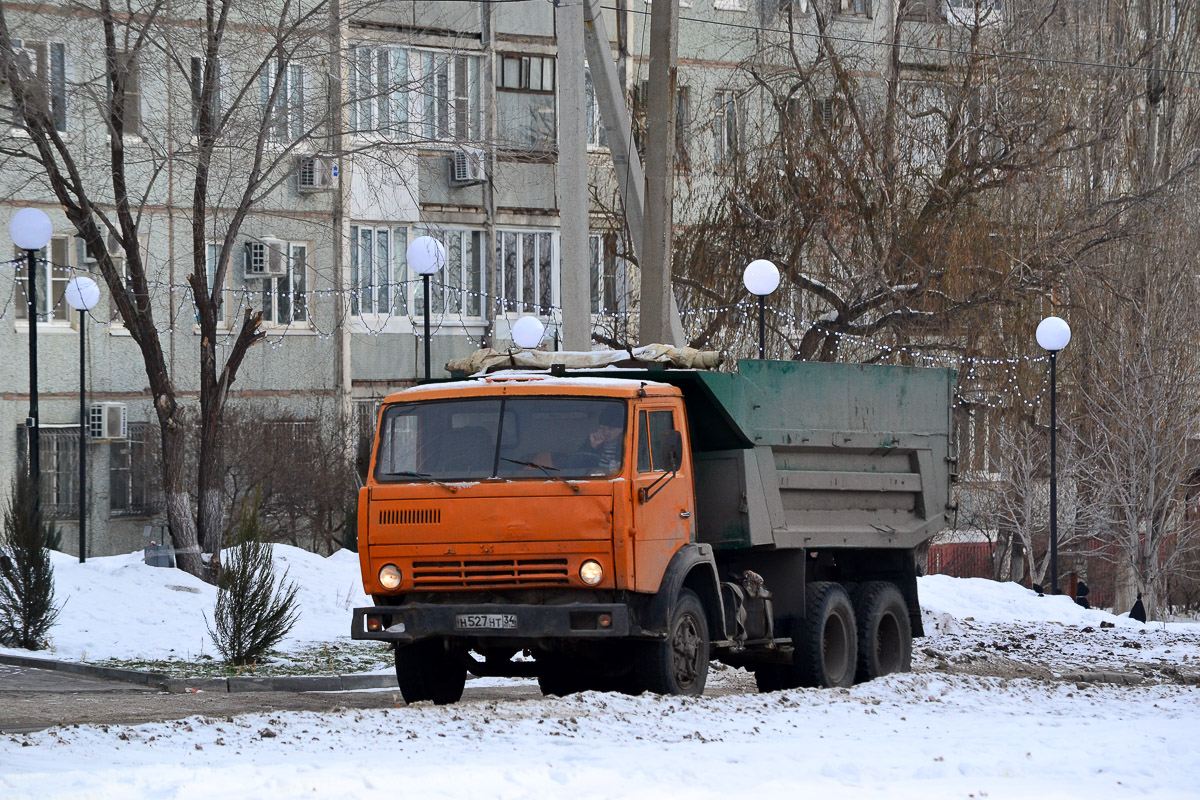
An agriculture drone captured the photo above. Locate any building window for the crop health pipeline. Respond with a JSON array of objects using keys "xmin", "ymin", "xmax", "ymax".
[
  {"xmin": 14, "ymin": 236, "xmax": 71, "ymax": 323},
  {"xmin": 15, "ymin": 425, "xmax": 79, "ymax": 519},
  {"xmin": 9, "ymin": 39, "xmax": 67, "ymax": 132},
  {"xmin": 258, "ymin": 242, "xmax": 308, "ymax": 325},
  {"xmin": 497, "ymin": 230, "xmax": 555, "ymax": 316},
  {"xmin": 350, "ymin": 225, "xmax": 408, "ymax": 316},
  {"xmin": 589, "ymin": 232, "xmax": 627, "ymax": 315},
  {"xmin": 713, "ymin": 90, "xmax": 740, "ymax": 165},
  {"xmin": 713, "ymin": 0, "xmax": 748, "ymax": 9},
  {"xmin": 496, "ymin": 53, "xmax": 554, "ymax": 150},
  {"xmin": 584, "ymin": 69, "xmax": 608, "ymax": 149},
  {"xmin": 413, "ymin": 227, "xmax": 485, "ymax": 318},
  {"xmin": 840, "ymin": 0, "xmax": 870, "ymax": 16},
  {"xmin": 190, "ymin": 56, "xmax": 222, "ymax": 135},
  {"xmin": 111, "ymin": 423, "xmax": 156, "ymax": 517},
  {"xmin": 349, "ymin": 44, "xmax": 409, "ymax": 138},
  {"xmin": 418, "ymin": 51, "xmax": 481, "ymax": 143},
  {"xmin": 106, "ymin": 51, "xmax": 142, "ymax": 137},
  {"xmin": 260, "ymin": 59, "xmax": 306, "ymax": 141}
]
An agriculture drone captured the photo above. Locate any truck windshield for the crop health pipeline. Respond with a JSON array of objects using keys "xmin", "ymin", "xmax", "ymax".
[{"xmin": 374, "ymin": 397, "xmax": 627, "ymax": 482}]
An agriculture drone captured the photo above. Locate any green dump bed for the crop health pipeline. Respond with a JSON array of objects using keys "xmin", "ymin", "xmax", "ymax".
[{"xmin": 654, "ymin": 359, "xmax": 956, "ymax": 552}]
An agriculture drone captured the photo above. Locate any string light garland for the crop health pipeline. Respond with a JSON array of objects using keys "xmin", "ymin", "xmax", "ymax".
[{"xmin": 1, "ymin": 256, "xmax": 1061, "ymax": 407}]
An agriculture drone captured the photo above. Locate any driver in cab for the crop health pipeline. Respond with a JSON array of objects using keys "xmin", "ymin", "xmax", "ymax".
[{"xmin": 579, "ymin": 407, "xmax": 624, "ymax": 471}]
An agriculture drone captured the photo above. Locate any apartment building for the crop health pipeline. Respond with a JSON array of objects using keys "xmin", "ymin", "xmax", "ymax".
[{"xmin": 0, "ymin": 0, "xmax": 975, "ymax": 556}]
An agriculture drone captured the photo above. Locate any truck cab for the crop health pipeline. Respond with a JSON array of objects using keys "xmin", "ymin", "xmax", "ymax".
[{"xmin": 353, "ymin": 374, "xmax": 711, "ymax": 702}]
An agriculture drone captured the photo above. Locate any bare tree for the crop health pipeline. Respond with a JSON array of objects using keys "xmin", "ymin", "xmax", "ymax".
[
  {"xmin": 659, "ymin": 2, "xmax": 1111, "ymax": 360},
  {"xmin": 0, "ymin": 0, "xmax": 427, "ymax": 577}
]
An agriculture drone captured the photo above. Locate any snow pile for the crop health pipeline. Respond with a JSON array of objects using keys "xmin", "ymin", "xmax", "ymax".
[
  {"xmin": 917, "ymin": 574, "xmax": 1166, "ymax": 628},
  {"xmin": 5, "ymin": 548, "xmax": 1198, "ymax": 669},
  {"xmin": 0, "ymin": 547, "xmax": 369, "ymax": 662}
]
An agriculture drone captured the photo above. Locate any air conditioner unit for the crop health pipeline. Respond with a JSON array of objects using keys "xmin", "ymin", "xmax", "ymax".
[
  {"xmin": 243, "ymin": 237, "xmax": 287, "ymax": 280},
  {"xmin": 450, "ymin": 148, "xmax": 486, "ymax": 185},
  {"xmin": 89, "ymin": 402, "xmax": 128, "ymax": 441},
  {"xmin": 297, "ymin": 154, "xmax": 337, "ymax": 192}
]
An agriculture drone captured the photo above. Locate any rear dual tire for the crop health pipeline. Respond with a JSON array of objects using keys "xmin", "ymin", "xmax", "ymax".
[
  {"xmin": 850, "ymin": 581, "xmax": 912, "ymax": 683},
  {"xmin": 793, "ymin": 582, "xmax": 858, "ymax": 688}
]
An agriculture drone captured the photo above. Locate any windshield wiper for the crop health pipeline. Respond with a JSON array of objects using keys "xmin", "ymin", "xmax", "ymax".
[
  {"xmin": 385, "ymin": 470, "xmax": 460, "ymax": 493},
  {"xmin": 500, "ymin": 458, "xmax": 581, "ymax": 493}
]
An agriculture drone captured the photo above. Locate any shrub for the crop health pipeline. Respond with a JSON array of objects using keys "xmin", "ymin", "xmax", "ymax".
[
  {"xmin": 0, "ymin": 474, "xmax": 61, "ymax": 650},
  {"xmin": 205, "ymin": 494, "xmax": 300, "ymax": 665}
]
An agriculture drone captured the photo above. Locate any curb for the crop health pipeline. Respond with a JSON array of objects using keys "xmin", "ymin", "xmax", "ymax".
[
  {"xmin": 0, "ymin": 652, "xmax": 396, "ymax": 694},
  {"xmin": 0, "ymin": 652, "xmax": 168, "ymax": 689}
]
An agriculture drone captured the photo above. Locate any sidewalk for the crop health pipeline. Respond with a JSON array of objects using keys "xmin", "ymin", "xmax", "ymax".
[{"xmin": 0, "ymin": 652, "xmax": 396, "ymax": 693}]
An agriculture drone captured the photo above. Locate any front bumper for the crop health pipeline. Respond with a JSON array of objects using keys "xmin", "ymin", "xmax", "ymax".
[{"xmin": 351, "ymin": 602, "xmax": 635, "ymax": 644}]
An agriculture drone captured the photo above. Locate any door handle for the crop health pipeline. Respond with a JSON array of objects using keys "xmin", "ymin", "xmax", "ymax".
[{"xmin": 679, "ymin": 510, "xmax": 691, "ymax": 518}]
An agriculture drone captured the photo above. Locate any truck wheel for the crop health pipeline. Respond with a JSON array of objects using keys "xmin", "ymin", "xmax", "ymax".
[
  {"xmin": 394, "ymin": 639, "xmax": 466, "ymax": 705},
  {"xmin": 638, "ymin": 588, "xmax": 709, "ymax": 696},
  {"xmin": 792, "ymin": 582, "xmax": 857, "ymax": 689},
  {"xmin": 851, "ymin": 581, "xmax": 912, "ymax": 683}
]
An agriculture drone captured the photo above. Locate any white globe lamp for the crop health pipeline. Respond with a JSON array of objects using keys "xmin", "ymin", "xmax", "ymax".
[
  {"xmin": 1036, "ymin": 316, "xmax": 1071, "ymax": 352},
  {"xmin": 64, "ymin": 276, "xmax": 101, "ymax": 312},
  {"xmin": 511, "ymin": 316, "xmax": 545, "ymax": 350},
  {"xmin": 64, "ymin": 276, "xmax": 102, "ymax": 564},
  {"xmin": 407, "ymin": 236, "xmax": 446, "ymax": 381},
  {"xmin": 407, "ymin": 236, "xmax": 446, "ymax": 276},
  {"xmin": 1037, "ymin": 313, "xmax": 1071, "ymax": 601},
  {"xmin": 742, "ymin": 259, "xmax": 780, "ymax": 297},
  {"xmin": 742, "ymin": 259, "xmax": 780, "ymax": 359},
  {"xmin": 11, "ymin": 208, "xmax": 55, "ymax": 527},
  {"xmin": 9, "ymin": 208, "xmax": 54, "ymax": 251}
]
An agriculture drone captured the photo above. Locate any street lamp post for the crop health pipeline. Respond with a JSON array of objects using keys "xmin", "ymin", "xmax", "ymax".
[
  {"xmin": 511, "ymin": 316, "xmax": 545, "ymax": 350},
  {"xmin": 407, "ymin": 236, "xmax": 446, "ymax": 382},
  {"xmin": 1036, "ymin": 315, "xmax": 1071, "ymax": 596},
  {"xmin": 9, "ymin": 209, "xmax": 54, "ymax": 520},
  {"xmin": 64, "ymin": 277, "xmax": 101, "ymax": 563},
  {"xmin": 743, "ymin": 259, "xmax": 780, "ymax": 359}
]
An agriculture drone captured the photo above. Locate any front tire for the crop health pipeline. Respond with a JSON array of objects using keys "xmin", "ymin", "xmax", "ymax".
[
  {"xmin": 792, "ymin": 582, "xmax": 857, "ymax": 689},
  {"xmin": 638, "ymin": 588, "xmax": 710, "ymax": 695},
  {"xmin": 395, "ymin": 638, "xmax": 466, "ymax": 705},
  {"xmin": 851, "ymin": 581, "xmax": 912, "ymax": 683}
]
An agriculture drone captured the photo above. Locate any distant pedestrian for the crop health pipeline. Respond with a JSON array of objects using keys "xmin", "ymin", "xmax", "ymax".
[
  {"xmin": 1129, "ymin": 592, "xmax": 1147, "ymax": 623},
  {"xmin": 1075, "ymin": 580, "xmax": 1090, "ymax": 610}
]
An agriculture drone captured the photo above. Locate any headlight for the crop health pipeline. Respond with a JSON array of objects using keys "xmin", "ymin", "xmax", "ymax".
[
  {"xmin": 378, "ymin": 564, "xmax": 402, "ymax": 590},
  {"xmin": 579, "ymin": 560, "xmax": 603, "ymax": 586}
]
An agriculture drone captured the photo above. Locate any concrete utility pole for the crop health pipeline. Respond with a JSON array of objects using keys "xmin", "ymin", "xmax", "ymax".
[
  {"xmin": 557, "ymin": 0, "xmax": 591, "ymax": 350},
  {"xmin": 582, "ymin": 0, "xmax": 685, "ymax": 346},
  {"xmin": 639, "ymin": 0, "xmax": 679, "ymax": 347}
]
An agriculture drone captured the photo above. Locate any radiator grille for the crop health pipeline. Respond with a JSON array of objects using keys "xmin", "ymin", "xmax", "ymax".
[
  {"xmin": 411, "ymin": 557, "xmax": 570, "ymax": 588},
  {"xmin": 378, "ymin": 508, "xmax": 441, "ymax": 526}
]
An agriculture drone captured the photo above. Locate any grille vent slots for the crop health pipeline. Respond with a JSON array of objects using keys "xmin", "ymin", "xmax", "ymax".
[
  {"xmin": 379, "ymin": 508, "xmax": 441, "ymax": 526},
  {"xmin": 411, "ymin": 557, "xmax": 570, "ymax": 588}
]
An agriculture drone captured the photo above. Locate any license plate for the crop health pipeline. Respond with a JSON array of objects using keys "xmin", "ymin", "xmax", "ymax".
[{"xmin": 455, "ymin": 613, "xmax": 517, "ymax": 630}]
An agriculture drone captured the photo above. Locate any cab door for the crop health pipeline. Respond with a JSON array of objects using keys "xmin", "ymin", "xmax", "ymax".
[{"xmin": 630, "ymin": 402, "xmax": 694, "ymax": 593}]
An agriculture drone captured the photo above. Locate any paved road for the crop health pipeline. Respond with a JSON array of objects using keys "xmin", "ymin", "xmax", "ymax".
[{"xmin": 0, "ymin": 665, "xmax": 759, "ymax": 735}]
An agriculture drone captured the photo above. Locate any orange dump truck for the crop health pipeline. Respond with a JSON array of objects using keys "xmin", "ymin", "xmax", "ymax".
[{"xmin": 351, "ymin": 358, "xmax": 955, "ymax": 704}]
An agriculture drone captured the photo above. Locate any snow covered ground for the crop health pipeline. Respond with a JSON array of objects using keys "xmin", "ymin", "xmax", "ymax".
[{"xmin": 3, "ymin": 550, "xmax": 1200, "ymax": 799}]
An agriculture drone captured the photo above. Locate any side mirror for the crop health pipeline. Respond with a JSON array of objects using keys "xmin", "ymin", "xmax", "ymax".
[
  {"xmin": 662, "ymin": 429, "xmax": 683, "ymax": 472},
  {"xmin": 356, "ymin": 433, "xmax": 373, "ymax": 484}
]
